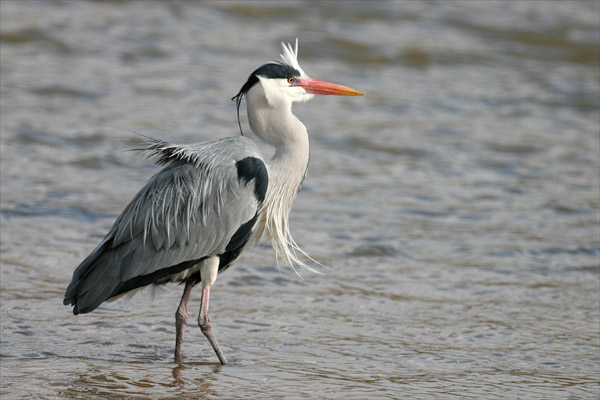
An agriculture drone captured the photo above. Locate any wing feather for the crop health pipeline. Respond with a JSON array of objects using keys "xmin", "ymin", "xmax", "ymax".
[{"xmin": 64, "ymin": 137, "xmax": 266, "ymax": 314}]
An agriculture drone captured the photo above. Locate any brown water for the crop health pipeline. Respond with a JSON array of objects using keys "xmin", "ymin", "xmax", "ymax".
[{"xmin": 1, "ymin": 1, "xmax": 599, "ymax": 399}]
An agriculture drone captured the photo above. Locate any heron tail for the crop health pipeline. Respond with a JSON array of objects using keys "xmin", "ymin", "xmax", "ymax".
[{"xmin": 63, "ymin": 235, "xmax": 120, "ymax": 315}]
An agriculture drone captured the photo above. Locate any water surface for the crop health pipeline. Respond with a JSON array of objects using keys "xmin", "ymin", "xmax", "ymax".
[{"xmin": 1, "ymin": 1, "xmax": 599, "ymax": 399}]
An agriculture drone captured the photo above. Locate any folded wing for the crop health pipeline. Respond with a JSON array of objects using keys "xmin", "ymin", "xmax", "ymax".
[{"xmin": 64, "ymin": 137, "xmax": 268, "ymax": 314}]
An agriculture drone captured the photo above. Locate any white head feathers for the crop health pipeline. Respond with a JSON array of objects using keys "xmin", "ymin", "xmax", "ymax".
[{"xmin": 280, "ymin": 38, "xmax": 307, "ymax": 77}]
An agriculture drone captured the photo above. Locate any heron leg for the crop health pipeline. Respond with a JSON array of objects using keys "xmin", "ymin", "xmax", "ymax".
[
  {"xmin": 174, "ymin": 281, "xmax": 194, "ymax": 361},
  {"xmin": 198, "ymin": 285, "xmax": 228, "ymax": 365}
]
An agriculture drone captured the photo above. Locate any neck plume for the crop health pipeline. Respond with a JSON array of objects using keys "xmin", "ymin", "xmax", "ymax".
[{"xmin": 246, "ymin": 84, "xmax": 318, "ymax": 274}]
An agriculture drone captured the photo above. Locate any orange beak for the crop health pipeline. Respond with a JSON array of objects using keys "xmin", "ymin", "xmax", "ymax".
[{"xmin": 294, "ymin": 77, "xmax": 364, "ymax": 96}]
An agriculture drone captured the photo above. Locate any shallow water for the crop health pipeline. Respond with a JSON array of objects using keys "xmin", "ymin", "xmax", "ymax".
[{"xmin": 1, "ymin": 1, "xmax": 599, "ymax": 399}]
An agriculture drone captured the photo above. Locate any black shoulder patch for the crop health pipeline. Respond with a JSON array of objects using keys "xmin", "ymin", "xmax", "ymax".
[{"xmin": 235, "ymin": 157, "xmax": 268, "ymax": 203}]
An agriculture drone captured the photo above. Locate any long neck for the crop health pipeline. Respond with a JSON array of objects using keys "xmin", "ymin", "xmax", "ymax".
[
  {"xmin": 246, "ymin": 85, "xmax": 312, "ymax": 270},
  {"xmin": 246, "ymin": 84, "xmax": 309, "ymax": 187}
]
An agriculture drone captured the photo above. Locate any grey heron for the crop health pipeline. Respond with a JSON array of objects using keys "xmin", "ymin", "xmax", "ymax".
[{"xmin": 63, "ymin": 40, "xmax": 364, "ymax": 365}]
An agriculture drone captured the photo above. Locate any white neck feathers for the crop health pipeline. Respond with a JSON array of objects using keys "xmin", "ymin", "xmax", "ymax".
[{"xmin": 246, "ymin": 82, "xmax": 316, "ymax": 273}]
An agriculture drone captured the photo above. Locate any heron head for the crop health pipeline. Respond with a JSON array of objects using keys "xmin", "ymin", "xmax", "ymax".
[{"xmin": 232, "ymin": 40, "xmax": 364, "ymax": 129}]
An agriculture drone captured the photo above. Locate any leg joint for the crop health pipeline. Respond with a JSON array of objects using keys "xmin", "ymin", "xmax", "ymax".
[{"xmin": 176, "ymin": 309, "xmax": 188, "ymax": 325}]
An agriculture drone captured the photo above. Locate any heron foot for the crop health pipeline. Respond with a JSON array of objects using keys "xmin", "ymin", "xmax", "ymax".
[
  {"xmin": 174, "ymin": 281, "xmax": 194, "ymax": 361},
  {"xmin": 199, "ymin": 320, "xmax": 228, "ymax": 365},
  {"xmin": 175, "ymin": 309, "xmax": 188, "ymax": 360}
]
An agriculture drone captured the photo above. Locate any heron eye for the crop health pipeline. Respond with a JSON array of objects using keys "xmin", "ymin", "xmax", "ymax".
[{"xmin": 287, "ymin": 77, "xmax": 295, "ymax": 84}]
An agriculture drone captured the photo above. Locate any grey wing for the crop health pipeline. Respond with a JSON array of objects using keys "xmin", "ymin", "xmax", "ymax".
[{"xmin": 64, "ymin": 137, "xmax": 267, "ymax": 315}]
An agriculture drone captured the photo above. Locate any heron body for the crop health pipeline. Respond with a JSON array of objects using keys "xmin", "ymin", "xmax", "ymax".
[{"xmin": 64, "ymin": 40, "xmax": 363, "ymax": 364}]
